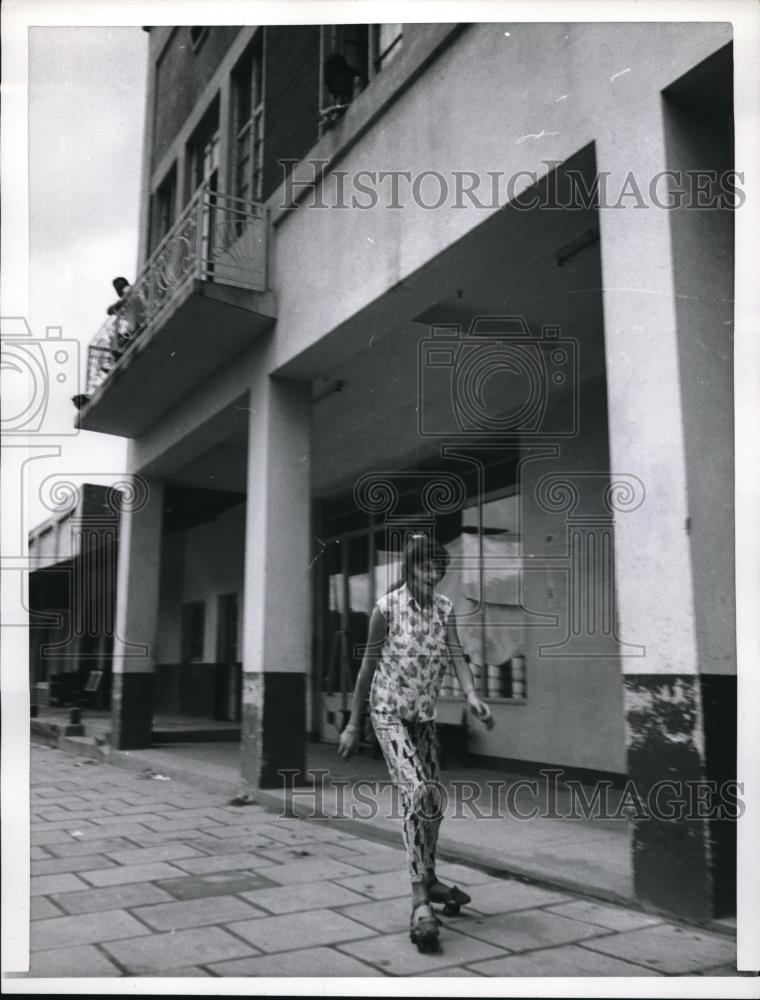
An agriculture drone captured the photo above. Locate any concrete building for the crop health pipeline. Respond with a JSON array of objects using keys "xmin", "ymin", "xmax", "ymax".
[
  {"xmin": 75, "ymin": 23, "xmax": 736, "ymax": 920},
  {"xmin": 28, "ymin": 483, "xmax": 121, "ymax": 711}
]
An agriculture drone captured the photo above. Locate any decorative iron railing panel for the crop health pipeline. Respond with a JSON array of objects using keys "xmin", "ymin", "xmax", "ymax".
[{"xmin": 84, "ymin": 184, "xmax": 267, "ymax": 395}]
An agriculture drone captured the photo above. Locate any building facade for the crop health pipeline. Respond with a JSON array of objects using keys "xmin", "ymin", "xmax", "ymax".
[
  {"xmin": 29, "ymin": 483, "xmax": 121, "ymax": 710},
  {"xmin": 75, "ymin": 23, "xmax": 736, "ymax": 920}
]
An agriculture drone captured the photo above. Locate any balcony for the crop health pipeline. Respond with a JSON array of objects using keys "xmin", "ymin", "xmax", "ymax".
[{"xmin": 76, "ymin": 184, "xmax": 276, "ymax": 437}]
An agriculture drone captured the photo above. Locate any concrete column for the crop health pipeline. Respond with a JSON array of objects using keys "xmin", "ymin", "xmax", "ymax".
[
  {"xmin": 217, "ymin": 75, "xmax": 233, "ymax": 198},
  {"xmin": 241, "ymin": 371, "xmax": 311, "ymax": 789},
  {"xmin": 597, "ymin": 90, "xmax": 735, "ymax": 919},
  {"xmin": 110, "ymin": 475, "xmax": 164, "ymax": 750}
]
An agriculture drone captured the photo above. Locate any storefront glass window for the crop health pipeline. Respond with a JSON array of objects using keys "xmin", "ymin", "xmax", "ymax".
[{"xmin": 318, "ymin": 481, "xmax": 528, "ymax": 714}]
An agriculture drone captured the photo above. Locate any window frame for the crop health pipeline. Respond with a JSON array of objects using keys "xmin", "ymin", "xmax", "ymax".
[
  {"xmin": 371, "ymin": 23, "xmax": 403, "ymax": 73},
  {"xmin": 316, "ymin": 477, "xmax": 528, "ymax": 706},
  {"xmin": 455, "ymin": 485, "xmax": 527, "ymax": 703},
  {"xmin": 185, "ymin": 98, "xmax": 220, "ymax": 202},
  {"xmin": 231, "ymin": 32, "xmax": 265, "ymax": 205},
  {"xmin": 318, "ymin": 23, "xmax": 403, "ymax": 135},
  {"xmin": 150, "ymin": 163, "xmax": 178, "ymax": 253}
]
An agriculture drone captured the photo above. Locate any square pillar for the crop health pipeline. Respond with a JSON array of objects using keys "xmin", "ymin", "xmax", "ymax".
[
  {"xmin": 217, "ymin": 75, "xmax": 233, "ymax": 198},
  {"xmin": 597, "ymin": 89, "xmax": 735, "ymax": 920},
  {"xmin": 110, "ymin": 475, "xmax": 164, "ymax": 750},
  {"xmin": 241, "ymin": 373, "xmax": 311, "ymax": 789}
]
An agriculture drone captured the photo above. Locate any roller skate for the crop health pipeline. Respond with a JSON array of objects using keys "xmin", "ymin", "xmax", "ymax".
[
  {"xmin": 427, "ymin": 878, "xmax": 472, "ymax": 917},
  {"xmin": 409, "ymin": 901, "xmax": 440, "ymax": 952}
]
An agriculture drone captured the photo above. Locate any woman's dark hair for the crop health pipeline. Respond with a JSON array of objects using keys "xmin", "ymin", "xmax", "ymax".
[{"xmin": 401, "ymin": 534, "xmax": 450, "ymax": 584}]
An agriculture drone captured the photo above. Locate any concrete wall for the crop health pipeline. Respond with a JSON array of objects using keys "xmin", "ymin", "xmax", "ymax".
[
  {"xmin": 270, "ymin": 22, "xmax": 732, "ymax": 371},
  {"xmin": 157, "ymin": 503, "xmax": 246, "ymax": 664},
  {"xmin": 129, "ymin": 22, "xmax": 731, "ymax": 473},
  {"xmin": 463, "ymin": 660, "xmax": 625, "ymax": 772},
  {"xmin": 183, "ymin": 503, "xmax": 246, "ymax": 662},
  {"xmin": 152, "ymin": 26, "xmax": 242, "ymax": 170},
  {"xmin": 311, "ymin": 323, "xmax": 626, "ymax": 771},
  {"xmin": 664, "ymin": 92, "xmax": 735, "ymax": 675}
]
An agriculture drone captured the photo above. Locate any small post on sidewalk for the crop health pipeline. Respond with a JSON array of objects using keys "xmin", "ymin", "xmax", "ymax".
[{"xmin": 64, "ymin": 706, "xmax": 85, "ymax": 736}]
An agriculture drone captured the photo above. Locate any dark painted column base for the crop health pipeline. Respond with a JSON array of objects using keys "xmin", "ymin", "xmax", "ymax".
[
  {"xmin": 700, "ymin": 674, "xmax": 738, "ymax": 918},
  {"xmin": 624, "ymin": 674, "xmax": 737, "ymax": 921},
  {"xmin": 240, "ymin": 672, "xmax": 306, "ymax": 790},
  {"xmin": 111, "ymin": 672, "xmax": 154, "ymax": 750}
]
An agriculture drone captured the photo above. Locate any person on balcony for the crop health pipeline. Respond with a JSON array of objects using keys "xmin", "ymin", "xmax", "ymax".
[
  {"xmin": 105, "ymin": 276, "xmax": 132, "ymax": 356},
  {"xmin": 106, "ymin": 276, "xmax": 131, "ymax": 317},
  {"xmin": 106, "ymin": 276, "xmax": 147, "ymax": 354}
]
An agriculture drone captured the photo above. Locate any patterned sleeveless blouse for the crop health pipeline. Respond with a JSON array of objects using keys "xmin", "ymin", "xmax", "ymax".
[{"xmin": 369, "ymin": 583, "xmax": 454, "ymax": 722}]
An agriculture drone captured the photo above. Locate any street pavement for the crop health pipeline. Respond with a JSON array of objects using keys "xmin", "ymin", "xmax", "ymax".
[{"xmin": 15, "ymin": 743, "xmax": 742, "ymax": 979}]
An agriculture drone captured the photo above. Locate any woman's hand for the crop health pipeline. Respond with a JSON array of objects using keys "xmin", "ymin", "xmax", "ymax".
[
  {"xmin": 338, "ymin": 724, "xmax": 361, "ymax": 758},
  {"xmin": 466, "ymin": 690, "xmax": 494, "ymax": 729}
]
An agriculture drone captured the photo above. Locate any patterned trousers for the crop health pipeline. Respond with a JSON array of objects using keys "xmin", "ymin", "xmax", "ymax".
[{"xmin": 371, "ymin": 714, "xmax": 443, "ymax": 883}]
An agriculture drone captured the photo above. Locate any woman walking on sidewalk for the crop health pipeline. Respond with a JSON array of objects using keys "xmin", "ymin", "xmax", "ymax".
[{"xmin": 338, "ymin": 534, "xmax": 493, "ymax": 952}]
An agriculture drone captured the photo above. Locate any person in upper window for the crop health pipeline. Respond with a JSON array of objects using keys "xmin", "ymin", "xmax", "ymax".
[{"xmin": 324, "ymin": 52, "xmax": 365, "ymax": 106}]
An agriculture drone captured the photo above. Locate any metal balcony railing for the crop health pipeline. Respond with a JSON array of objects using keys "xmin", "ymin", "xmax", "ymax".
[{"xmin": 84, "ymin": 184, "xmax": 267, "ymax": 395}]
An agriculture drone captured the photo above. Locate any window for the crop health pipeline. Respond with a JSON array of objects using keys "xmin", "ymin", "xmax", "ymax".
[
  {"xmin": 181, "ymin": 601, "xmax": 205, "ymax": 662},
  {"xmin": 318, "ymin": 488, "xmax": 528, "ymax": 704},
  {"xmin": 232, "ymin": 34, "xmax": 265, "ymax": 203},
  {"xmin": 186, "ymin": 101, "xmax": 220, "ymax": 199},
  {"xmin": 322, "ymin": 23, "xmax": 403, "ymax": 89},
  {"xmin": 442, "ymin": 491, "xmax": 527, "ymax": 700},
  {"xmin": 321, "ymin": 24, "xmax": 369, "ymax": 114},
  {"xmin": 339, "ymin": 25, "xmax": 370, "ymax": 86},
  {"xmin": 186, "ymin": 104, "xmax": 220, "ymax": 269},
  {"xmin": 373, "ymin": 23, "xmax": 403, "ymax": 71},
  {"xmin": 150, "ymin": 165, "xmax": 177, "ymax": 252},
  {"xmin": 320, "ymin": 24, "xmax": 403, "ymax": 131}
]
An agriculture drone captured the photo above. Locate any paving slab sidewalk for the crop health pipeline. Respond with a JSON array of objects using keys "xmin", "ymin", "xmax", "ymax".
[
  {"xmin": 37, "ymin": 728, "xmax": 638, "ymax": 901},
  {"xmin": 8, "ymin": 743, "xmax": 747, "ymax": 981}
]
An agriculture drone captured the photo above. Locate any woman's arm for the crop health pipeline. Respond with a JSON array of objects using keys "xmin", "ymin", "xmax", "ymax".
[
  {"xmin": 446, "ymin": 614, "xmax": 494, "ymax": 728},
  {"xmin": 338, "ymin": 605, "xmax": 386, "ymax": 757}
]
